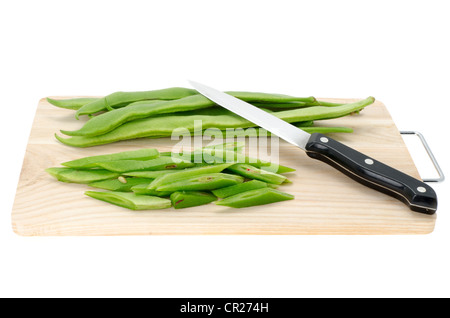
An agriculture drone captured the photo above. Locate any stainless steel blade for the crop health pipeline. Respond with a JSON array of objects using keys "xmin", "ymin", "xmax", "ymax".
[{"xmin": 188, "ymin": 81, "xmax": 311, "ymax": 150}]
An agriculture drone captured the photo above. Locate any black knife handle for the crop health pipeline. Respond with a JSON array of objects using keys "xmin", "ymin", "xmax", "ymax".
[{"xmin": 305, "ymin": 133, "xmax": 437, "ymax": 214}]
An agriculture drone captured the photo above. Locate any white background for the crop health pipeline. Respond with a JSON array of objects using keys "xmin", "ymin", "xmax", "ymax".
[{"xmin": 1, "ymin": 0, "xmax": 449, "ymax": 298}]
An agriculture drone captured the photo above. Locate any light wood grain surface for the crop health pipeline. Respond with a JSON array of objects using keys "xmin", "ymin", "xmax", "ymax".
[{"xmin": 11, "ymin": 97, "xmax": 437, "ymax": 235}]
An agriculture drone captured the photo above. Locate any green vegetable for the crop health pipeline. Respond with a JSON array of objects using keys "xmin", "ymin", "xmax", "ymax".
[
  {"xmin": 212, "ymin": 180, "xmax": 269, "ymax": 198},
  {"xmin": 46, "ymin": 167, "xmax": 119, "ymax": 183},
  {"xmin": 226, "ymin": 163, "xmax": 287, "ymax": 185},
  {"xmin": 189, "ymin": 149, "xmax": 295, "ymax": 174},
  {"xmin": 147, "ymin": 163, "xmax": 234, "ymax": 190},
  {"xmin": 84, "ymin": 191, "xmax": 172, "ymax": 210},
  {"xmin": 61, "ymin": 148, "xmax": 159, "ymax": 169},
  {"xmin": 156, "ymin": 173, "xmax": 244, "ymax": 192},
  {"xmin": 96, "ymin": 156, "xmax": 194, "ymax": 173},
  {"xmin": 215, "ymin": 188, "xmax": 294, "ymax": 208},
  {"xmin": 170, "ymin": 191, "xmax": 217, "ymax": 209},
  {"xmin": 56, "ymin": 97, "xmax": 374, "ymax": 147},
  {"xmin": 74, "ymin": 87, "xmax": 198, "ymax": 118},
  {"xmin": 130, "ymin": 184, "xmax": 173, "ymax": 196},
  {"xmin": 46, "ymin": 97, "xmax": 99, "ymax": 110},
  {"xmin": 88, "ymin": 177, "xmax": 154, "ymax": 191},
  {"xmin": 62, "ymin": 91, "xmax": 319, "ymax": 137},
  {"xmin": 123, "ymin": 170, "xmax": 180, "ymax": 178},
  {"xmin": 203, "ymin": 126, "xmax": 353, "ymax": 137}
]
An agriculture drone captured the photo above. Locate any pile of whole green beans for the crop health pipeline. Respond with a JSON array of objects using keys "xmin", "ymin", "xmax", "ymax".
[
  {"xmin": 47, "ymin": 87, "xmax": 375, "ymax": 147},
  {"xmin": 46, "ymin": 143, "xmax": 296, "ymax": 210}
]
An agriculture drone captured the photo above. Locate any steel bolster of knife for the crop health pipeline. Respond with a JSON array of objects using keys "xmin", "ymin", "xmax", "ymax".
[{"xmin": 188, "ymin": 80, "xmax": 438, "ymax": 214}]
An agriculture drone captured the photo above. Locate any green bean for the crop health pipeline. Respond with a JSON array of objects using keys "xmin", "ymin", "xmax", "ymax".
[
  {"xmin": 130, "ymin": 184, "xmax": 173, "ymax": 196},
  {"xmin": 46, "ymin": 167, "xmax": 119, "ymax": 183},
  {"xmin": 188, "ymin": 149, "xmax": 296, "ymax": 173},
  {"xmin": 250, "ymin": 101, "xmax": 308, "ymax": 109},
  {"xmin": 84, "ymin": 191, "xmax": 172, "ymax": 210},
  {"xmin": 159, "ymin": 141, "xmax": 246, "ymax": 158},
  {"xmin": 123, "ymin": 170, "xmax": 180, "ymax": 178},
  {"xmin": 47, "ymin": 97, "xmax": 99, "ymax": 110},
  {"xmin": 55, "ymin": 97, "xmax": 375, "ymax": 147},
  {"xmin": 63, "ymin": 92, "xmax": 319, "ymax": 137},
  {"xmin": 201, "ymin": 126, "xmax": 354, "ymax": 138},
  {"xmin": 315, "ymin": 100, "xmax": 347, "ymax": 106},
  {"xmin": 96, "ymin": 157, "xmax": 194, "ymax": 173},
  {"xmin": 226, "ymin": 163, "xmax": 288, "ymax": 185},
  {"xmin": 170, "ymin": 191, "xmax": 217, "ymax": 209},
  {"xmin": 212, "ymin": 180, "xmax": 269, "ymax": 198},
  {"xmin": 75, "ymin": 87, "xmax": 199, "ymax": 118},
  {"xmin": 62, "ymin": 148, "xmax": 159, "ymax": 169},
  {"xmin": 155, "ymin": 173, "xmax": 244, "ymax": 192},
  {"xmin": 147, "ymin": 163, "xmax": 234, "ymax": 190},
  {"xmin": 215, "ymin": 188, "xmax": 294, "ymax": 208},
  {"xmin": 88, "ymin": 177, "xmax": 154, "ymax": 191}
]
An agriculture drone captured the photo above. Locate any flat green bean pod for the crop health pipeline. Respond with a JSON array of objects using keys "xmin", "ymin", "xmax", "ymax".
[
  {"xmin": 63, "ymin": 91, "xmax": 319, "ymax": 137},
  {"xmin": 62, "ymin": 148, "xmax": 159, "ymax": 169},
  {"xmin": 215, "ymin": 188, "xmax": 294, "ymax": 208},
  {"xmin": 88, "ymin": 177, "xmax": 154, "ymax": 191},
  {"xmin": 96, "ymin": 156, "xmax": 194, "ymax": 173},
  {"xmin": 75, "ymin": 87, "xmax": 198, "ymax": 118},
  {"xmin": 123, "ymin": 170, "xmax": 180, "ymax": 178},
  {"xmin": 46, "ymin": 167, "xmax": 120, "ymax": 183},
  {"xmin": 55, "ymin": 97, "xmax": 375, "ymax": 147},
  {"xmin": 147, "ymin": 163, "xmax": 234, "ymax": 190},
  {"xmin": 47, "ymin": 97, "xmax": 99, "ymax": 110},
  {"xmin": 170, "ymin": 191, "xmax": 217, "ymax": 209},
  {"xmin": 188, "ymin": 149, "xmax": 296, "ymax": 173},
  {"xmin": 85, "ymin": 191, "xmax": 172, "ymax": 210},
  {"xmin": 156, "ymin": 173, "xmax": 244, "ymax": 192},
  {"xmin": 212, "ymin": 180, "xmax": 269, "ymax": 198},
  {"xmin": 226, "ymin": 164, "xmax": 288, "ymax": 185},
  {"xmin": 130, "ymin": 184, "xmax": 173, "ymax": 196},
  {"xmin": 202, "ymin": 126, "xmax": 353, "ymax": 138}
]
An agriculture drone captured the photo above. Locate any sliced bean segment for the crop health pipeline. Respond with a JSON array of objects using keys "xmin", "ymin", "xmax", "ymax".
[
  {"xmin": 212, "ymin": 180, "xmax": 268, "ymax": 198},
  {"xmin": 88, "ymin": 177, "xmax": 154, "ymax": 191},
  {"xmin": 192, "ymin": 149, "xmax": 296, "ymax": 174},
  {"xmin": 147, "ymin": 163, "xmax": 234, "ymax": 190},
  {"xmin": 215, "ymin": 188, "xmax": 294, "ymax": 208},
  {"xmin": 62, "ymin": 148, "xmax": 159, "ymax": 169},
  {"xmin": 96, "ymin": 157, "xmax": 194, "ymax": 173},
  {"xmin": 84, "ymin": 191, "xmax": 172, "ymax": 210},
  {"xmin": 226, "ymin": 163, "xmax": 287, "ymax": 185},
  {"xmin": 156, "ymin": 173, "xmax": 244, "ymax": 192},
  {"xmin": 130, "ymin": 184, "xmax": 173, "ymax": 197},
  {"xmin": 170, "ymin": 191, "xmax": 217, "ymax": 209},
  {"xmin": 123, "ymin": 170, "xmax": 180, "ymax": 178},
  {"xmin": 46, "ymin": 167, "xmax": 119, "ymax": 183}
]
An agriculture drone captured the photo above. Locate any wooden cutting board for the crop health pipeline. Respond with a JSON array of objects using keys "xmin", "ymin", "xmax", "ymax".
[{"xmin": 11, "ymin": 97, "xmax": 437, "ymax": 235}]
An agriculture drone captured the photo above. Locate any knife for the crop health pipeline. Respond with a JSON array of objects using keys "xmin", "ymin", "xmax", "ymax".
[{"xmin": 188, "ymin": 80, "xmax": 437, "ymax": 214}]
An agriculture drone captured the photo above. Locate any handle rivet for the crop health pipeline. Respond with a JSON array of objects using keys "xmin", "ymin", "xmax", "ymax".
[
  {"xmin": 365, "ymin": 158, "xmax": 374, "ymax": 165},
  {"xmin": 320, "ymin": 137, "xmax": 329, "ymax": 143},
  {"xmin": 417, "ymin": 186, "xmax": 427, "ymax": 193}
]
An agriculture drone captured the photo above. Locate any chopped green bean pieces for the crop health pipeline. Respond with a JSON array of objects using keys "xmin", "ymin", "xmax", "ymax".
[
  {"xmin": 170, "ymin": 191, "xmax": 217, "ymax": 209},
  {"xmin": 212, "ymin": 180, "xmax": 269, "ymax": 198},
  {"xmin": 215, "ymin": 188, "xmax": 294, "ymax": 208},
  {"xmin": 88, "ymin": 177, "xmax": 154, "ymax": 191},
  {"xmin": 156, "ymin": 173, "xmax": 244, "ymax": 192},
  {"xmin": 62, "ymin": 148, "xmax": 159, "ymax": 169},
  {"xmin": 85, "ymin": 191, "xmax": 172, "ymax": 210}
]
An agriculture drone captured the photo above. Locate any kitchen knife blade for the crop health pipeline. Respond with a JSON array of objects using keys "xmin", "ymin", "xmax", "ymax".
[{"xmin": 188, "ymin": 80, "xmax": 437, "ymax": 214}]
